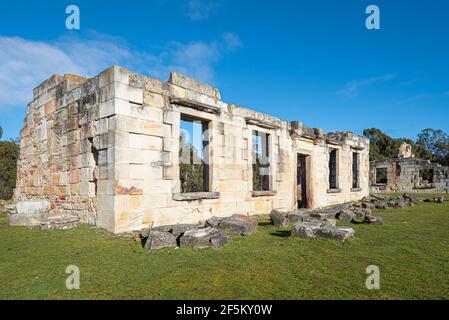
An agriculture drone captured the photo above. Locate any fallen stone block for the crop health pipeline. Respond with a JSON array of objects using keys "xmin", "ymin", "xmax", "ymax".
[
  {"xmin": 361, "ymin": 202, "xmax": 374, "ymax": 209},
  {"xmin": 352, "ymin": 207, "xmax": 371, "ymax": 219},
  {"xmin": 314, "ymin": 226, "xmax": 355, "ymax": 242},
  {"xmin": 371, "ymin": 194, "xmax": 388, "ymax": 201},
  {"xmin": 144, "ymin": 230, "xmax": 177, "ymax": 251},
  {"xmin": 269, "ymin": 210, "xmax": 289, "ymax": 227},
  {"xmin": 411, "ymin": 197, "xmax": 424, "ymax": 204},
  {"xmin": 180, "ymin": 227, "xmax": 230, "ymax": 249},
  {"xmin": 206, "ymin": 216, "xmax": 225, "ymax": 228},
  {"xmin": 153, "ymin": 224, "xmax": 199, "ymax": 238},
  {"xmin": 374, "ymin": 201, "xmax": 387, "ymax": 209},
  {"xmin": 387, "ymin": 199, "xmax": 408, "ymax": 208},
  {"xmin": 309, "ymin": 212, "xmax": 328, "ymax": 220},
  {"xmin": 312, "ymin": 207, "xmax": 342, "ymax": 219},
  {"xmin": 218, "ymin": 214, "xmax": 257, "ymax": 235},
  {"xmin": 286, "ymin": 212, "xmax": 312, "ymax": 224},
  {"xmin": 291, "ymin": 220, "xmax": 329, "ymax": 238},
  {"xmin": 365, "ymin": 215, "xmax": 382, "ymax": 225},
  {"xmin": 434, "ymin": 197, "xmax": 444, "ymax": 203},
  {"xmin": 209, "ymin": 231, "xmax": 231, "ymax": 249},
  {"xmin": 140, "ymin": 224, "xmax": 198, "ymax": 240},
  {"xmin": 337, "ymin": 209, "xmax": 356, "ymax": 222},
  {"xmin": 291, "ymin": 221, "xmax": 354, "ymax": 242},
  {"xmin": 325, "ymin": 218, "xmax": 337, "ymax": 226}
]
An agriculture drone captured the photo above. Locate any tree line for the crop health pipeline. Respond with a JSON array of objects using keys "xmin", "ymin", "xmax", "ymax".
[
  {"xmin": 363, "ymin": 128, "xmax": 449, "ymax": 166},
  {"xmin": 0, "ymin": 126, "xmax": 20, "ymax": 199}
]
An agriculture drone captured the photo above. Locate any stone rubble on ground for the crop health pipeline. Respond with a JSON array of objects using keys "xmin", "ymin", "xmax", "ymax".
[
  {"xmin": 364, "ymin": 214, "xmax": 382, "ymax": 225},
  {"xmin": 137, "ymin": 215, "xmax": 257, "ymax": 250},
  {"xmin": 206, "ymin": 214, "xmax": 258, "ymax": 235},
  {"xmin": 270, "ymin": 202, "xmax": 381, "ymax": 228},
  {"xmin": 144, "ymin": 230, "xmax": 177, "ymax": 251},
  {"xmin": 363, "ymin": 193, "xmax": 423, "ymax": 208},
  {"xmin": 433, "ymin": 197, "xmax": 444, "ymax": 203},
  {"xmin": 291, "ymin": 220, "xmax": 355, "ymax": 242},
  {"xmin": 152, "ymin": 224, "xmax": 199, "ymax": 238},
  {"xmin": 180, "ymin": 227, "xmax": 230, "ymax": 249},
  {"xmin": 269, "ymin": 192, "xmax": 445, "ymax": 241}
]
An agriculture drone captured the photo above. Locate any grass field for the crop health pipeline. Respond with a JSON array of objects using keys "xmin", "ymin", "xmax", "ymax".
[{"xmin": 0, "ymin": 193, "xmax": 448, "ymax": 300}]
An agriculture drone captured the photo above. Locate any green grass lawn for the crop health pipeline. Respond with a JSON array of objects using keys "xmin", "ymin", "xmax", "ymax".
[{"xmin": 0, "ymin": 193, "xmax": 448, "ymax": 300}]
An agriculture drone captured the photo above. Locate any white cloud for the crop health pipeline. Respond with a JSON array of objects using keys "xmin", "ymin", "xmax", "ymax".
[
  {"xmin": 186, "ymin": 0, "xmax": 221, "ymax": 21},
  {"xmin": 337, "ymin": 73, "xmax": 398, "ymax": 97},
  {"xmin": 160, "ymin": 33, "xmax": 241, "ymax": 81},
  {"xmin": 0, "ymin": 31, "xmax": 241, "ymax": 108}
]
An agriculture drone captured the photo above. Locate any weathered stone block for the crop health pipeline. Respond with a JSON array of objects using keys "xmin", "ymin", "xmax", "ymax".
[
  {"xmin": 180, "ymin": 227, "xmax": 230, "ymax": 249},
  {"xmin": 144, "ymin": 230, "xmax": 177, "ymax": 250},
  {"xmin": 218, "ymin": 214, "xmax": 257, "ymax": 235},
  {"xmin": 269, "ymin": 210, "xmax": 289, "ymax": 227}
]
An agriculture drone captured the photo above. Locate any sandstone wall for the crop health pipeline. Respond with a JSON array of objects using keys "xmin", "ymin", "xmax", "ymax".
[
  {"xmin": 12, "ymin": 67, "xmax": 128, "ymax": 229},
  {"xmin": 13, "ymin": 66, "xmax": 370, "ymax": 233}
]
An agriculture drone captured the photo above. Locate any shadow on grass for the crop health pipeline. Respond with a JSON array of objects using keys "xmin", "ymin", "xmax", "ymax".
[
  {"xmin": 270, "ymin": 230, "xmax": 291, "ymax": 238},
  {"xmin": 258, "ymin": 221, "xmax": 273, "ymax": 227}
]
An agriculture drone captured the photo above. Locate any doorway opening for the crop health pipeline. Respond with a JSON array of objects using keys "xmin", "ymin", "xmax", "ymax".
[{"xmin": 297, "ymin": 154, "xmax": 310, "ymax": 208}]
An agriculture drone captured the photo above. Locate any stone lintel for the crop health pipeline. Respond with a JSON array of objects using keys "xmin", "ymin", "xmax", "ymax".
[
  {"xmin": 251, "ymin": 190, "xmax": 277, "ymax": 197},
  {"xmin": 170, "ymin": 97, "xmax": 221, "ymax": 115},
  {"xmin": 326, "ymin": 138, "xmax": 344, "ymax": 146},
  {"xmin": 172, "ymin": 192, "xmax": 221, "ymax": 201},
  {"xmin": 245, "ymin": 117, "xmax": 280, "ymax": 130}
]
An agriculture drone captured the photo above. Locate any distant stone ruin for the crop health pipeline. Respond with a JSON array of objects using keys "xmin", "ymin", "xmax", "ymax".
[{"xmin": 370, "ymin": 143, "xmax": 449, "ymax": 193}]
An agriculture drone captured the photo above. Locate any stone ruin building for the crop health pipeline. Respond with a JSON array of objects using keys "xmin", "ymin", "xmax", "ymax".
[
  {"xmin": 370, "ymin": 142, "xmax": 449, "ymax": 194},
  {"xmin": 8, "ymin": 66, "xmax": 370, "ymax": 233}
]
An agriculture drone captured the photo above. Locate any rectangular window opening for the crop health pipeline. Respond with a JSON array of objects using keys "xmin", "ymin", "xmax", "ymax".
[
  {"xmin": 376, "ymin": 168, "xmax": 387, "ymax": 184},
  {"xmin": 252, "ymin": 131, "xmax": 270, "ymax": 191},
  {"xmin": 328, "ymin": 149, "xmax": 338, "ymax": 189},
  {"xmin": 179, "ymin": 116, "xmax": 210, "ymax": 193},
  {"xmin": 352, "ymin": 152, "xmax": 360, "ymax": 189},
  {"xmin": 419, "ymin": 169, "xmax": 434, "ymax": 186}
]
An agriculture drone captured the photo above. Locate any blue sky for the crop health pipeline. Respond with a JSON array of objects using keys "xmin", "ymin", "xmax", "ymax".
[{"xmin": 0, "ymin": 0, "xmax": 448, "ymax": 140}]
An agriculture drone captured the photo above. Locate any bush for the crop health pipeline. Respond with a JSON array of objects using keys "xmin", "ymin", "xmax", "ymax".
[{"xmin": 0, "ymin": 140, "xmax": 19, "ymax": 200}]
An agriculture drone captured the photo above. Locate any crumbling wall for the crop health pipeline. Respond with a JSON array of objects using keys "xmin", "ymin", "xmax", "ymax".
[
  {"xmin": 370, "ymin": 158, "xmax": 449, "ymax": 193},
  {"xmin": 11, "ymin": 68, "xmax": 121, "ymax": 229}
]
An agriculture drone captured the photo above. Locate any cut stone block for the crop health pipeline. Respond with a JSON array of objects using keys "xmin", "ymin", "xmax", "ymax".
[
  {"xmin": 180, "ymin": 227, "xmax": 230, "ymax": 249},
  {"xmin": 269, "ymin": 210, "xmax": 289, "ymax": 227},
  {"xmin": 205, "ymin": 216, "xmax": 225, "ymax": 228},
  {"xmin": 218, "ymin": 214, "xmax": 257, "ymax": 235},
  {"xmin": 144, "ymin": 230, "xmax": 177, "ymax": 251},
  {"xmin": 291, "ymin": 221, "xmax": 355, "ymax": 242}
]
